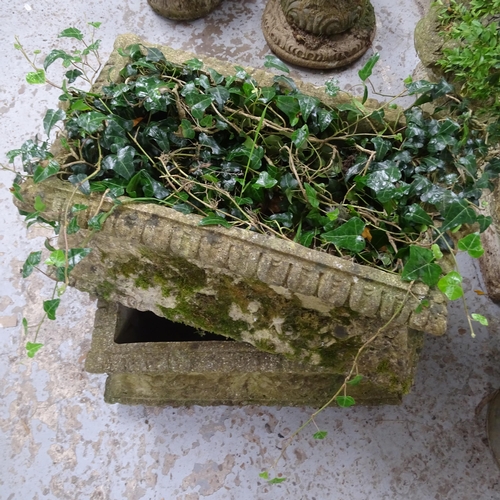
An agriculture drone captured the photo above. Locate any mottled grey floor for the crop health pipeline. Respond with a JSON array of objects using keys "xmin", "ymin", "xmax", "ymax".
[{"xmin": 2, "ymin": 1, "xmax": 500, "ymax": 499}]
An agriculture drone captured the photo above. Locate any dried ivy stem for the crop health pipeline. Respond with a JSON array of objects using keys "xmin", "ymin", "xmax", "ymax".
[{"xmin": 268, "ymin": 282, "xmax": 414, "ymax": 472}]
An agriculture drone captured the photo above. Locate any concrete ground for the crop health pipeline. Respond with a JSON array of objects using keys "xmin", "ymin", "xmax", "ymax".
[{"xmin": 1, "ymin": 0, "xmax": 500, "ymax": 498}]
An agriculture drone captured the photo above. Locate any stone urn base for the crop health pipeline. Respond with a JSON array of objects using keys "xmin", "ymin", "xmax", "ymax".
[
  {"xmin": 85, "ymin": 301, "xmax": 421, "ymax": 406},
  {"xmin": 262, "ymin": 0, "xmax": 376, "ymax": 69},
  {"xmin": 147, "ymin": 0, "xmax": 223, "ymax": 20}
]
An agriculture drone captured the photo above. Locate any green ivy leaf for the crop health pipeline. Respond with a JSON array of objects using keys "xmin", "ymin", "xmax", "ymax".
[
  {"xmin": 358, "ymin": 53, "xmax": 380, "ymax": 82},
  {"xmin": 313, "ymin": 431, "xmax": 328, "ymax": 439},
  {"xmin": 275, "ymin": 95, "xmax": 300, "ymax": 126},
  {"xmin": 46, "ymin": 249, "xmax": 66, "ymax": 267},
  {"xmin": 255, "ymin": 171, "xmax": 278, "ymax": 189},
  {"xmin": 264, "ymin": 54, "xmax": 290, "ymax": 73},
  {"xmin": 441, "ymin": 200, "xmax": 477, "ymax": 232},
  {"xmin": 58, "ymin": 27, "xmax": 84, "ymax": 40},
  {"xmin": 401, "ymin": 246, "xmax": 442, "ymax": 287},
  {"xmin": 259, "ymin": 472, "xmax": 269, "ymax": 480},
  {"xmin": 43, "ymin": 49, "xmax": 74, "ymax": 70},
  {"xmin": 336, "ymin": 395, "xmax": 356, "ymax": 408},
  {"xmin": 438, "ymin": 271, "xmax": 463, "ymax": 300},
  {"xmin": 43, "ymin": 109, "xmax": 66, "ymax": 136},
  {"xmin": 346, "ymin": 374, "xmax": 364, "ymax": 386},
  {"xmin": 365, "ymin": 166, "xmax": 402, "ymax": 204},
  {"xmin": 43, "ymin": 299, "xmax": 61, "ymax": 320},
  {"xmin": 198, "ymin": 214, "xmax": 232, "ymax": 229},
  {"xmin": 44, "ymin": 238, "xmax": 56, "ymax": 252},
  {"xmin": 324, "ymin": 77, "xmax": 340, "ymax": 97},
  {"xmin": 26, "ymin": 342, "xmax": 43, "ymax": 358},
  {"xmin": 22, "ymin": 251, "xmax": 42, "ymax": 278},
  {"xmin": 145, "ymin": 47, "xmax": 166, "ymax": 63},
  {"xmin": 184, "ymin": 93, "xmax": 213, "ymax": 120},
  {"xmin": 322, "ymin": 217, "xmax": 366, "ymax": 253},
  {"xmin": 471, "ymin": 313, "xmax": 488, "ymax": 326},
  {"xmin": 477, "ymin": 215, "xmax": 492, "ymax": 233},
  {"xmin": 76, "ymin": 111, "xmax": 107, "ymax": 134},
  {"xmin": 296, "ymin": 95, "xmax": 320, "ymax": 122},
  {"xmin": 291, "ymin": 124, "xmax": 309, "ymax": 149},
  {"xmin": 10, "ymin": 182, "xmax": 24, "ymax": 202},
  {"xmin": 34, "ymin": 195, "xmax": 46, "ymax": 212},
  {"xmin": 431, "ymin": 244, "xmax": 444, "ymax": 260},
  {"xmin": 102, "ymin": 146, "xmax": 136, "ymax": 180},
  {"xmin": 68, "ymin": 173, "xmax": 91, "ymax": 195},
  {"xmin": 199, "ymin": 133, "xmax": 224, "ymax": 155},
  {"xmin": 26, "ymin": 69, "xmax": 46, "ymax": 84},
  {"xmin": 101, "ymin": 119, "xmax": 131, "ymax": 153},
  {"xmin": 185, "ymin": 58, "xmax": 203, "ymax": 70},
  {"xmin": 371, "ymin": 136, "xmax": 392, "ymax": 161},
  {"xmin": 403, "ymin": 204, "xmax": 434, "ymax": 227},
  {"xmin": 298, "ymin": 229, "xmax": 316, "ymax": 247},
  {"xmin": 33, "ymin": 159, "xmax": 60, "ymax": 184},
  {"xmin": 67, "ymin": 248, "xmax": 92, "ymax": 269},
  {"xmin": 457, "ymin": 232, "xmax": 484, "ymax": 258},
  {"xmin": 88, "ymin": 213, "xmax": 108, "ymax": 231},
  {"xmin": 22, "ymin": 317, "xmax": 29, "ymax": 336},
  {"xmin": 67, "ymin": 216, "xmax": 80, "ymax": 235},
  {"xmin": 414, "ymin": 298, "xmax": 430, "ymax": 314},
  {"xmin": 207, "ymin": 85, "xmax": 230, "ymax": 109},
  {"xmin": 304, "ymin": 182, "xmax": 320, "ymax": 208}
]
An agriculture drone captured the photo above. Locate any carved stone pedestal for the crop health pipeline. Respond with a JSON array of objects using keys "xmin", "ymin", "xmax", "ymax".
[
  {"xmin": 147, "ymin": 0, "xmax": 223, "ymax": 21},
  {"xmin": 262, "ymin": 0, "xmax": 376, "ymax": 69}
]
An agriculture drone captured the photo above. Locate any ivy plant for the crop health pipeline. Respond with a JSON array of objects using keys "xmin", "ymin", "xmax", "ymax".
[
  {"xmin": 433, "ymin": 0, "xmax": 500, "ymax": 130},
  {"xmin": 5, "ymin": 26, "xmax": 498, "ymax": 354}
]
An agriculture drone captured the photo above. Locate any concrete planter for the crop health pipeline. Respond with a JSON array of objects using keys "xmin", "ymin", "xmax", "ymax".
[
  {"xmin": 86, "ymin": 300, "xmax": 416, "ymax": 405},
  {"xmin": 15, "ymin": 35, "xmax": 448, "ymax": 404},
  {"xmin": 147, "ymin": 0, "xmax": 223, "ymax": 20}
]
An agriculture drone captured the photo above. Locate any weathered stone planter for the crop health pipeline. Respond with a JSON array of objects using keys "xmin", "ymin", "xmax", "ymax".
[
  {"xmin": 147, "ymin": 0, "xmax": 223, "ymax": 20},
  {"xmin": 262, "ymin": 0, "xmax": 376, "ymax": 69},
  {"xmin": 86, "ymin": 300, "xmax": 414, "ymax": 405},
  {"xmin": 15, "ymin": 35, "xmax": 449, "ymax": 405}
]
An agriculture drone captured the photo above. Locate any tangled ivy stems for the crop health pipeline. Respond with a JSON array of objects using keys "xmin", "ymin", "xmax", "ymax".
[{"xmin": 3, "ymin": 24, "xmax": 500, "ymax": 480}]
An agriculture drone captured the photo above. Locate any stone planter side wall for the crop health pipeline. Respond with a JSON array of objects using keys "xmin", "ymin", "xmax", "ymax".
[
  {"xmin": 87, "ymin": 301, "xmax": 422, "ymax": 406},
  {"xmin": 479, "ymin": 185, "xmax": 500, "ymax": 302}
]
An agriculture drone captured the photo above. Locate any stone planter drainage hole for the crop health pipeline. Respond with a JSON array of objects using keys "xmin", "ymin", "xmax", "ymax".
[{"xmin": 114, "ymin": 304, "xmax": 232, "ymax": 344}]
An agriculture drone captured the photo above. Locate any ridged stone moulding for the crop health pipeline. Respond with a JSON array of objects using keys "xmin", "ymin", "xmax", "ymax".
[{"xmin": 262, "ymin": 0, "xmax": 377, "ymax": 69}]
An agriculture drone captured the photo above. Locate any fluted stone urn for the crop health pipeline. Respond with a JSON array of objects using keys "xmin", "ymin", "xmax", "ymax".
[
  {"xmin": 262, "ymin": 0, "xmax": 377, "ymax": 69},
  {"xmin": 147, "ymin": 0, "xmax": 223, "ymax": 21}
]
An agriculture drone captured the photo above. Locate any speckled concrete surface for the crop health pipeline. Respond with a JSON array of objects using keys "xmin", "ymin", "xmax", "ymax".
[{"xmin": 2, "ymin": 1, "xmax": 500, "ymax": 499}]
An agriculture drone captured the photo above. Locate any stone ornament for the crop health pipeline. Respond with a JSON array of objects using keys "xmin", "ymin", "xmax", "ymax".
[
  {"xmin": 147, "ymin": 0, "xmax": 223, "ymax": 21},
  {"xmin": 262, "ymin": 0, "xmax": 376, "ymax": 69},
  {"xmin": 281, "ymin": 0, "xmax": 367, "ymax": 36}
]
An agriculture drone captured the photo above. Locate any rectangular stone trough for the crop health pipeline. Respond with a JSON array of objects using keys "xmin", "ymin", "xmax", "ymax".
[
  {"xmin": 15, "ymin": 35, "xmax": 449, "ymax": 405},
  {"xmin": 85, "ymin": 300, "xmax": 422, "ymax": 406}
]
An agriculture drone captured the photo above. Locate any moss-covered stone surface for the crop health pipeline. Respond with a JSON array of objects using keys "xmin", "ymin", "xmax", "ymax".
[{"xmin": 87, "ymin": 301, "xmax": 420, "ymax": 406}]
